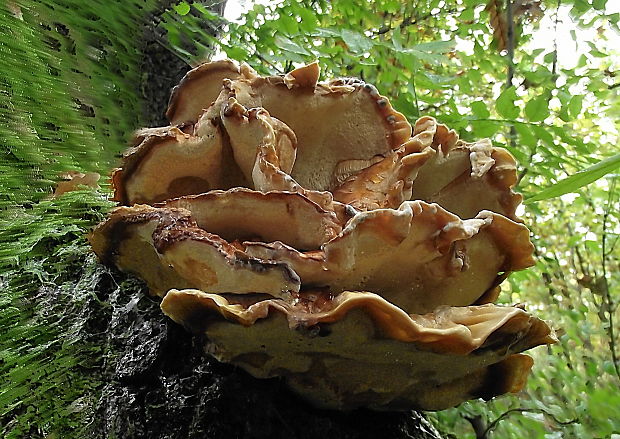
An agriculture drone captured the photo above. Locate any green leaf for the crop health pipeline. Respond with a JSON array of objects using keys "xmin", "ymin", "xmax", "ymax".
[
  {"xmin": 570, "ymin": 29, "xmax": 578, "ymax": 42},
  {"xmin": 311, "ymin": 27, "xmax": 341, "ymax": 37},
  {"xmin": 568, "ymin": 95, "xmax": 584, "ymax": 119},
  {"xmin": 577, "ymin": 53, "xmax": 588, "ymax": 67},
  {"xmin": 496, "ymin": 86, "xmax": 520, "ymax": 120},
  {"xmin": 471, "ymin": 120, "xmax": 499, "ymax": 138},
  {"xmin": 296, "ymin": 7, "xmax": 318, "ymax": 32},
  {"xmin": 192, "ymin": 3, "xmax": 221, "ymax": 21},
  {"xmin": 525, "ymin": 153, "xmax": 620, "ymax": 203},
  {"xmin": 406, "ymin": 50, "xmax": 446, "ymax": 65},
  {"xmin": 277, "ymin": 14, "xmax": 299, "ymax": 35},
  {"xmin": 411, "ymin": 40, "xmax": 456, "ymax": 53},
  {"xmin": 524, "ymin": 66, "xmax": 552, "ymax": 84},
  {"xmin": 460, "ymin": 8, "xmax": 474, "ymax": 21},
  {"xmin": 384, "ymin": 0, "xmax": 400, "ymax": 13},
  {"xmin": 274, "ymin": 35, "xmax": 311, "ymax": 55},
  {"xmin": 573, "ymin": 0, "xmax": 591, "ymax": 14},
  {"xmin": 525, "ymin": 92, "xmax": 550, "ymax": 122},
  {"xmin": 543, "ymin": 51, "xmax": 555, "ymax": 64},
  {"xmin": 173, "ymin": 2, "xmax": 191, "ymax": 16},
  {"xmin": 590, "ymin": 48, "xmax": 608, "ymax": 58},
  {"xmin": 392, "ymin": 28, "xmax": 404, "ymax": 51},
  {"xmin": 471, "ymin": 100, "xmax": 490, "ymax": 119},
  {"xmin": 557, "ymin": 89, "xmax": 572, "ymax": 121},
  {"xmin": 532, "ymin": 125, "xmax": 555, "ymax": 147},
  {"xmin": 340, "ymin": 29, "xmax": 373, "ymax": 53},
  {"xmin": 514, "ymin": 123, "xmax": 538, "ymax": 148},
  {"xmin": 223, "ymin": 45, "xmax": 248, "ymax": 60}
]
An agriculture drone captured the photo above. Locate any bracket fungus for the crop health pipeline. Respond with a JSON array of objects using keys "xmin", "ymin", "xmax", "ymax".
[{"xmin": 91, "ymin": 60, "xmax": 555, "ymax": 411}]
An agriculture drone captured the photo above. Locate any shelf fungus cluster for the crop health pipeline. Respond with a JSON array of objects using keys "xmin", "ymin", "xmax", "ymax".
[{"xmin": 90, "ymin": 60, "xmax": 555, "ymax": 411}]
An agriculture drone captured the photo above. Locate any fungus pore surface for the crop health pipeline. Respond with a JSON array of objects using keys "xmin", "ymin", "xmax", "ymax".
[{"xmin": 91, "ymin": 60, "xmax": 555, "ymax": 411}]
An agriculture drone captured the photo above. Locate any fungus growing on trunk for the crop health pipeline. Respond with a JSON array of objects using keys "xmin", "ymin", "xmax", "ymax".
[
  {"xmin": 160, "ymin": 288, "xmax": 554, "ymax": 410},
  {"xmin": 91, "ymin": 60, "xmax": 554, "ymax": 411}
]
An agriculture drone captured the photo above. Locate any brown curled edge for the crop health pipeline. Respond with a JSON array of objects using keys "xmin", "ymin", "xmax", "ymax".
[
  {"xmin": 111, "ymin": 113, "xmax": 246, "ymax": 206},
  {"xmin": 167, "ymin": 59, "xmax": 253, "ymax": 125},
  {"xmin": 166, "ymin": 60, "xmax": 412, "ymax": 191},
  {"xmin": 110, "ymin": 126, "xmax": 202, "ymax": 205},
  {"xmin": 409, "ymin": 117, "xmax": 523, "ymax": 221},
  {"xmin": 220, "ymin": 98, "xmax": 351, "ymax": 220},
  {"xmin": 332, "ymin": 115, "xmax": 524, "ymax": 220},
  {"xmin": 113, "ymin": 62, "xmax": 412, "ymax": 207},
  {"xmin": 242, "ymin": 200, "xmax": 534, "ymax": 315},
  {"xmin": 161, "ymin": 187, "xmax": 344, "ymax": 251},
  {"xmin": 88, "ymin": 202, "xmax": 301, "ymax": 299},
  {"xmin": 332, "ymin": 116, "xmax": 437, "ymax": 210},
  {"xmin": 161, "ymin": 288, "xmax": 555, "ymax": 411}
]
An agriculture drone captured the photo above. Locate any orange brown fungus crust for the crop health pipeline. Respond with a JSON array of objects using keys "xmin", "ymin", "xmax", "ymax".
[{"xmin": 91, "ymin": 60, "xmax": 555, "ymax": 411}]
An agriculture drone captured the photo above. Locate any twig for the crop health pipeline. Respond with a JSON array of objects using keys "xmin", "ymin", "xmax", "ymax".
[
  {"xmin": 464, "ymin": 414, "xmax": 487, "ymax": 439},
  {"xmin": 505, "ymin": 0, "xmax": 515, "ymax": 88},
  {"xmin": 483, "ymin": 408, "xmax": 578, "ymax": 438},
  {"xmin": 501, "ymin": 0, "xmax": 518, "ymax": 157},
  {"xmin": 255, "ymin": 52, "xmax": 284, "ymax": 74},
  {"xmin": 551, "ymin": 0, "xmax": 561, "ymax": 77},
  {"xmin": 571, "ymin": 226, "xmax": 589, "ymax": 276},
  {"xmin": 376, "ymin": 11, "xmax": 392, "ymax": 38},
  {"xmin": 411, "ymin": 69, "xmax": 420, "ymax": 116},
  {"xmin": 245, "ymin": 34, "xmax": 284, "ymax": 74},
  {"xmin": 516, "ymin": 147, "xmax": 535, "ymax": 186},
  {"xmin": 373, "ymin": 9, "xmax": 457, "ymax": 35}
]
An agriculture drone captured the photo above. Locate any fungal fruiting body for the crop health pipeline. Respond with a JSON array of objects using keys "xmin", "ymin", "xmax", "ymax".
[{"xmin": 90, "ymin": 60, "xmax": 555, "ymax": 411}]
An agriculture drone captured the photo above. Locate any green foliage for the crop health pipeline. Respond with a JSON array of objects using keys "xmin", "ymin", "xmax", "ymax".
[
  {"xmin": 160, "ymin": 0, "xmax": 620, "ymax": 437},
  {"xmin": 0, "ymin": 0, "xmax": 153, "ymax": 207},
  {"xmin": 0, "ymin": 0, "xmax": 156, "ymax": 436},
  {"xmin": 0, "ymin": 191, "xmax": 114, "ymax": 438},
  {"xmin": 525, "ymin": 153, "xmax": 620, "ymax": 203}
]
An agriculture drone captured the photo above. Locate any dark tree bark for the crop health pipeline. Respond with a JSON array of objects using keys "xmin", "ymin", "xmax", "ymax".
[{"xmin": 139, "ymin": 0, "xmax": 226, "ymax": 127}]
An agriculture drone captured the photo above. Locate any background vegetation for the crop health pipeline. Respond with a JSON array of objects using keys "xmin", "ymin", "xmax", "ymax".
[
  {"xmin": 1, "ymin": 0, "xmax": 619, "ymax": 438},
  {"xmin": 1, "ymin": 1, "xmax": 155, "ymax": 436}
]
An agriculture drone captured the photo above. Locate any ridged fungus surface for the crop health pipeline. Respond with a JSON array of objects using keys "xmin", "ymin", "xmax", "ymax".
[{"xmin": 91, "ymin": 60, "xmax": 555, "ymax": 411}]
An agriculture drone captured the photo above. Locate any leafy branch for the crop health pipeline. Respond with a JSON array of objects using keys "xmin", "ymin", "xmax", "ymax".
[
  {"xmin": 601, "ymin": 177, "xmax": 620, "ymax": 381},
  {"xmin": 525, "ymin": 153, "xmax": 620, "ymax": 204}
]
